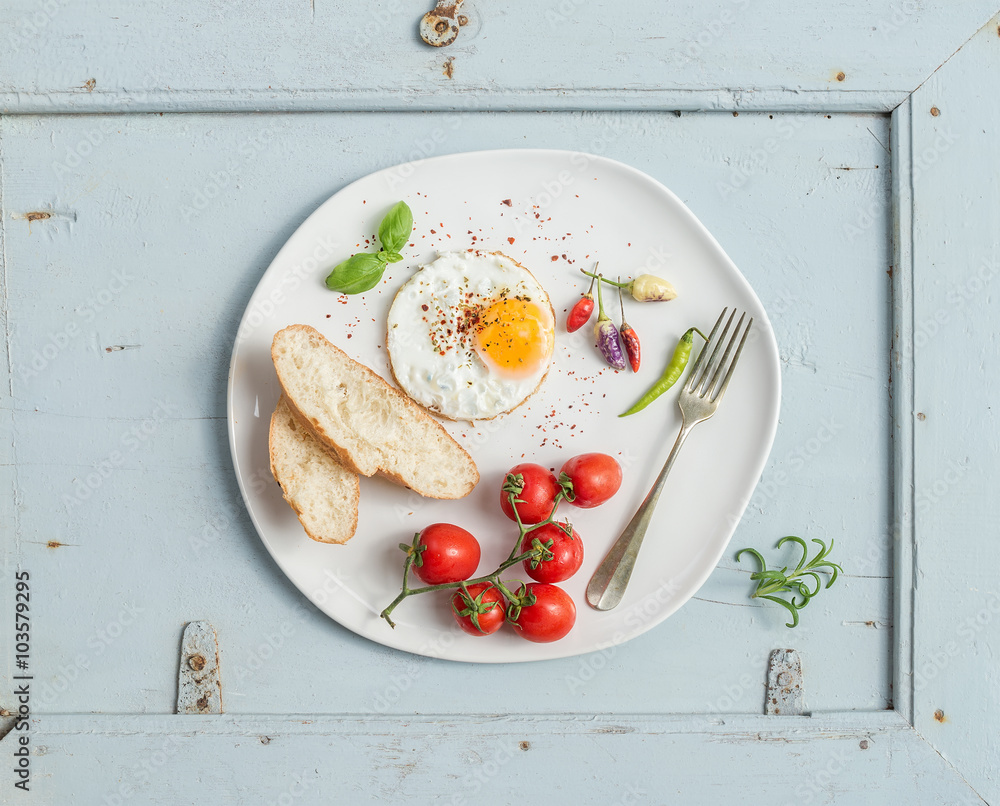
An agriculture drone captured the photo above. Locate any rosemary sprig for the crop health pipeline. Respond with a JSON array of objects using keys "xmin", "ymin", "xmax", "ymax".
[{"xmin": 736, "ymin": 536, "xmax": 842, "ymax": 628}]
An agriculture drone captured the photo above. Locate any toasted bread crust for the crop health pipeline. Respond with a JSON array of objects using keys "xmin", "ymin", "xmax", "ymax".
[
  {"xmin": 268, "ymin": 395, "xmax": 360, "ymax": 544},
  {"xmin": 272, "ymin": 324, "xmax": 479, "ymax": 499},
  {"xmin": 281, "ymin": 395, "xmax": 367, "ymax": 476}
]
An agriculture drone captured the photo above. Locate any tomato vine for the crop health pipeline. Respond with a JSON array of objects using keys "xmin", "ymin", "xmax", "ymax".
[{"xmin": 379, "ymin": 472, "xmax": 574, "ymax": 628}]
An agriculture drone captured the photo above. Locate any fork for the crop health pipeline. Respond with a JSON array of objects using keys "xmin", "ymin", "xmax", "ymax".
[{"xmin": 585, "ymin": 307, "xmax": 754, "ymax": 611}]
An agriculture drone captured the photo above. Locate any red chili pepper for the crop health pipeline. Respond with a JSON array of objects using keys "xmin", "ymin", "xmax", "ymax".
[
  {"xmin": 620, "ymin": 323, "xmax": 640, "ymax": 372},
  {"xmin": 566, "ymin": 270, "xmax": 596, "ymax": 333},
  {"xmin": 618, "ymin": 281, "xmax": 640, "ymax": 372}
]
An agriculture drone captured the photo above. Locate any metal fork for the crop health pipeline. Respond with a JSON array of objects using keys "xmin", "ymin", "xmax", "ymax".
[{"xmin": 586, "ymin": 307, "xmax": 754, "ymax": 611}]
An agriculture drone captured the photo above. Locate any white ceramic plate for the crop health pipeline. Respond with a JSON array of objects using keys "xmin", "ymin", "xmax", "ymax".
[{"xmin": 228, "ymin": 149, "xmax": 781, "ymax": 663}]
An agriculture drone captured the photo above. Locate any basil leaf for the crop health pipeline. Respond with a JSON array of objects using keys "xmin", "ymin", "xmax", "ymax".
[
  {"xmin": 382, "ymin": 251, "xmax": 404, "ymax": 264},
  {"xmin": 376, "ymin": 251, "xmax": 390, "ymax": 264},
  {"xmin": 377, "ymin": 201, "xmax": 413, "ymax": 255},
  {"xmin": 325, "ymin": 252, "xmax": 387, "ymax": 294}
]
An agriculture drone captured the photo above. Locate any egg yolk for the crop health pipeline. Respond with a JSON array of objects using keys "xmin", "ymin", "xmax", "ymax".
[{"xmin": 473, "ymin": 299, "xmax": 553, "ymax": 376}]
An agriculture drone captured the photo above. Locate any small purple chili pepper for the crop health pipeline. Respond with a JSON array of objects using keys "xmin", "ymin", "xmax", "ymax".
[{"xmin": 593, "ymin": 273, "xmax": 626, "ymax": 370}]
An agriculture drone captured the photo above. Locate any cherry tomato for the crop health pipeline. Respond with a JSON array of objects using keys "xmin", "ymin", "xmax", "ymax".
[
  {"xmin": 500, "ymin": 463, "xmax": 560, "ymax": 524},
  {"xmin": 560, "ymin": 453, "xmax": 622, "ymax": 508},
  {"xmin": 507, "ymin": 583, "xmax": 577, "ymax": 643},
  {"xmin": 520, "ymin": 522, "xmax": 584, "ymax": 583},
  {"xmin": 451, "ymin": 582, "xmax": 506, "ymax": 636},
  {"xmin": 411, "ymin": 523, "xmax": 481, "ymax": 585}
]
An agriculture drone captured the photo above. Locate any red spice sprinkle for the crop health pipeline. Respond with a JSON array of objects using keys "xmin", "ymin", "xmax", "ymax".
[
  {"xmin": 502, "ymin": 199, "xmax": 512, "ymax": 206},
  {"xmin": 430, "ymin": 229, "xmax": 437, "ymax": 234},
  {"xmin": 508, "ymin": 237, "xmax": 515, "ymax": 244},
  {"xmin": 347, "ymin": 333, "xmax": 353, "ymax": 339},
  {"xmin": 326, "ymin": 314, "xmax": 332, "ymax": 318},
  {"xmin": 421, "ymin": 304, "xmax": 429, "ymax": 312}
]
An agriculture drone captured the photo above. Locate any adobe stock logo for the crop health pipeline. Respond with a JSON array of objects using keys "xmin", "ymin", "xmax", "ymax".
[{"xmin": 15, "ymin": 268, "xmax": 134, "ymax": 383}]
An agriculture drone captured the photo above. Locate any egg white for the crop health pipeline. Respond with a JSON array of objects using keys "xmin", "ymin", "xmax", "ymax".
[{"xmin": 386, "ymin": 251, "xmax": 555, "ymax": 421}]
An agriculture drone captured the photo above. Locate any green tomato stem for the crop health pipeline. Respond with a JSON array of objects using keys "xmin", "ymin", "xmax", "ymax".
[{"xmin": 380, "ymin": 482, "xmax": 572, "ymax": 627}]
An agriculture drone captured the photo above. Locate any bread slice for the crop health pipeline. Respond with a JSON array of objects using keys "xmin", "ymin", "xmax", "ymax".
[
  {"xmin": 269, "ymin": 395, "xmax": 360, "ymax": 544},
  {"xmin": 271, "ymin": 324, "xmax": 479, "ymax": 499}
]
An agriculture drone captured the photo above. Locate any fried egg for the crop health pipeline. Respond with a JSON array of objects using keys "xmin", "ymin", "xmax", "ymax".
[{"xmin": 387, "ymin": 250, "xmax": 555, "ymax": 420}]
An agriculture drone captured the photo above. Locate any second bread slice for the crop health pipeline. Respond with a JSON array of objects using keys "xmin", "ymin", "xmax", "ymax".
[
  {"xmin": 272, "ymin": 324, "xmax": 479, "ymax": 499},
  {"xmin": 269, "ymin": 395, "xmax": 360, "ymax": 544}
]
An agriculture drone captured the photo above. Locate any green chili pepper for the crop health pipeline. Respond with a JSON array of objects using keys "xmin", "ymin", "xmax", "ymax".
[{"xmin": 619, "ymin": 327, "xmax": 708, "ymax": 417}]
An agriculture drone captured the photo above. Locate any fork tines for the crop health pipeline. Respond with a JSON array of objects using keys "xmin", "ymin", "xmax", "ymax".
[{"xmin": 683, "ymin": 307, "xmax": 753, "ymax": 403}]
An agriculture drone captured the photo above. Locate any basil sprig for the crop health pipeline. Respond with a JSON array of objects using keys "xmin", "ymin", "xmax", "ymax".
[
  {"xmin": 325, "ymin": 201, "xmax": 413, "ymax": 294},
  {"xmin": 377, "ymin": 201, "xmax": 413, "ymax": 257}
]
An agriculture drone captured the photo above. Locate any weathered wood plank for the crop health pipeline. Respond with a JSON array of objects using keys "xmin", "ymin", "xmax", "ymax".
[
  {"xmin": 890, "ymin": 96, "xmax": 916, "ymax": 726},
  {"xmin": 1, "ymin": 1, "xmax": 998, "ymax": 111},
  {"xmin": 0, "ymin": 110, "xmax": 894, "ymax": 717},
  {"xmin": 910, "ymin": 12, "xmax": 1000, "ymax": 804},
  {"xmin": 1, "ymin": 713, "xmax": 987, "ymax": 805}
]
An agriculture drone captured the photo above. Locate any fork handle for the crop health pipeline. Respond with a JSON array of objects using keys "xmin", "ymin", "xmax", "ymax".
[{"xmin": 586, "ymin": 420, "xmax": 694, "ymax": 611}]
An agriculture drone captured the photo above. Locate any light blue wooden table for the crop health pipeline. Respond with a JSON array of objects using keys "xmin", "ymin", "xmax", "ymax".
[{"xmin": 1, "ymin": 2, "xmax": 998, "ymax": 802}]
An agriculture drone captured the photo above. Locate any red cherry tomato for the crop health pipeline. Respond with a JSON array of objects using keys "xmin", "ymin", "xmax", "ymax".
[
  {"xmin": 507, "ymin": 583, "xmax": 577, "ymax": 643},
  {"xmin": 500, "ymin": 463, "xmax": 560, "ymax": 524},
  {"xmin": 411, "ymin": 523, "xmax": 481, "ymax": 585},
  {"xmin": 520, "ymin": 522, "xmax": 584, "ymax": 583},
  {"xmin": 451, "ymin": 582, "xmax": 506, "ymax": 636},
  {"xmin": 560, "ymin": 453, "xmax": 622, "ymax": 508}
]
